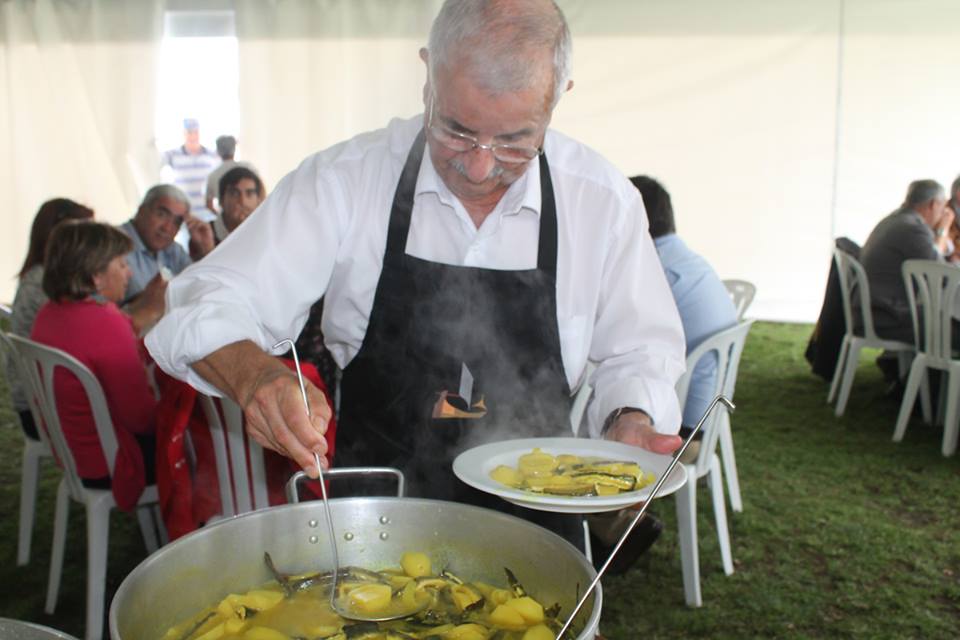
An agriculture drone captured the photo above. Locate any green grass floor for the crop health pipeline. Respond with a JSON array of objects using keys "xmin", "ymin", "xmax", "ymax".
[{"xmin": 1, "ymin": 322, "xmax": 958, "ymax": 639}]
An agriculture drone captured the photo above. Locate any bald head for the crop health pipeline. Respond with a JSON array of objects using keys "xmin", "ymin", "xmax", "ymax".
[{"xmin": 426, "ymin": 0, "xmax": 571, "ymax": 108}]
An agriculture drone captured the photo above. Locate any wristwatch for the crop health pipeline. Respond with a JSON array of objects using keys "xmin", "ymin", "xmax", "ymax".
[
  {"xmin": 936, "ymin": 228, "xmax": 947, "ymax": 238},
  {"xmin": 601, "ymin": 406, "xmax": 647, "ymax": 436}
]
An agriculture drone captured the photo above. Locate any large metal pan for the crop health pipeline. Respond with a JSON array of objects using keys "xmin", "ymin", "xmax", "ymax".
[{"xmin": 109, "ymin": 497, "xmax": 601, "ymax": 639}]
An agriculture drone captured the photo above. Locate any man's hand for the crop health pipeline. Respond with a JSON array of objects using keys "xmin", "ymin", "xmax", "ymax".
[
  {"xmin": 187, "ymin": 216, "xmax": 215, "ymax": 260},
  {"xmin": 604, "ymin": 410, "xmax": 681, "ymax": 455},
  {"xmin": 192, "ymin": 341, "xmax": 331, "ymax": 477},
  {"xmin": 127, "ymin": 273, "xmax": 167, "ymax": 335}
]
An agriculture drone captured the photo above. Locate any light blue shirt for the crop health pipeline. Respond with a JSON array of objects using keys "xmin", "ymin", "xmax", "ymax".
[
  {"xmin": 654, "ymin": 234, "xmax": 738, "ymax": 426},
  {"xmin": 119, "ymin": 220, "xmax": 192, "ymax": 302}
]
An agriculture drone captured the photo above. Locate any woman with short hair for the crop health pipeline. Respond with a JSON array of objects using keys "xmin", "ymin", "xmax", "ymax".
[
  {"xmin": 8, "ymin": 198, "xmax": 94, "ymax": 440},
  {"xmin": 31, "ymin": 220, "xmax": 158, "ymax": 509}
]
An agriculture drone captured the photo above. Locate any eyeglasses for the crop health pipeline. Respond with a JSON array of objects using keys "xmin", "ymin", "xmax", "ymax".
[
  {"xmin": 427, "ymin": 98, "xmax": 543, "ymax": 164},
  {"xmin": 152, "ymin": 203, "xmax": 186, "ymax": 229}
]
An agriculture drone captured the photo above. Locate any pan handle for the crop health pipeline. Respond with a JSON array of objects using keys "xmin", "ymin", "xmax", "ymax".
[{"xmin": 285, "ymin": 466, "xmax": 406, "ymax": 503}]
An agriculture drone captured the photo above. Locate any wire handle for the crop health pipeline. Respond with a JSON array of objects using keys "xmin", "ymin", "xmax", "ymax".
[
  {"xmin": 272, "ymin": 339, "xmax": 340, "ymax": 612},
  {"xmin": 556, "ymin": 394, "xmax": 736, "ymax": 639}
]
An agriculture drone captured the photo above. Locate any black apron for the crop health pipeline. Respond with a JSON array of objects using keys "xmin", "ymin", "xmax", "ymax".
[{"xmin": 336, "ymin": 131, "xmax": 582, "ymax": 549}]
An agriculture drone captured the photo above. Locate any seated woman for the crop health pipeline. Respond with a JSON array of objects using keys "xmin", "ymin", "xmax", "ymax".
[
  {"xmin": 8, "ymin": 198, "xmax": 94, "ymax": 441},
  {"xmin": 31, "ymin": 220, "xmax": 158, "ymax": 509}
]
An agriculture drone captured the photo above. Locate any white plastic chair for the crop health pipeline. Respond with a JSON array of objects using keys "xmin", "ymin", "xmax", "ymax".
[
  {"xmin": 722, "ymin": 279, "xmax": 756, "ymax": 320},
  {"xmin": 893, "ymin": 260, "xmax": 960, "ymax": 456},
  {"xmin": 828, "ymin": 248, "xmax": 914, "ymax": 417},
  {"xmin": 9, "ymin": 335, "xmax": 166, "ymax": 640},
  {"xmin": 674, "ymin": 319, "xmax": 753, "ymax": 607},
  {"xmin": 1, "ymin": 330, "xmax": 55, "ymax": 567},
  {"xmin": 198, "ymin": 393, "xmax": 271, "ymax": 517}
]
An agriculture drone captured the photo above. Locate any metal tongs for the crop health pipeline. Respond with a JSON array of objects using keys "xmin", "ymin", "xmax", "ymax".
[{"xmin": 556, "ymin": 395, "xmax": 736, "ymax": 639}]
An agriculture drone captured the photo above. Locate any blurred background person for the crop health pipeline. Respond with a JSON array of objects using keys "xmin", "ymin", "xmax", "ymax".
[
  {"xmin": 211, "ymin": 166, "xmax": 265, "ymax": 243},
  {"xmin": 634, "ymin": 175, "xmax": 738, "ymax": 436},
  {"xmin": 161, "ymin": 118, "xmax": 220, "ymax": 247},
  {"xmin": 205, "ymin": 135, "xmax": 258, "ymax": 215},
  {"xmin": 119, "ymin": 184, "xmax": 213, "ymax": 319},
  {"xmin": 8, "ymin": 198, "xmax": 94, "ymax": 439},
  {"xmin": 31, "ymin": 220, "xmax": 159, "ymax": 509}
]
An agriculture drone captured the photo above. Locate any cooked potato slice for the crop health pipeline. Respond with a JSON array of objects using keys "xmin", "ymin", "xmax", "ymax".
[
  {"xmin": 522, "ymin": 624, "xmax": 555, "ymax": 640},
  {"xmin": 504, "ymin": 596, "xmax": 544, "ymax": 624},
  {"xmin": 400, "ymin": 551, "xmax": 432, "ymax": 578},
  {"xmin": 345, "ymin": 583, "xmax": 393, "ymax": 613},
  {"xmin": 489, "ymin": 603, "xmax": 527, "ymax": 630}
]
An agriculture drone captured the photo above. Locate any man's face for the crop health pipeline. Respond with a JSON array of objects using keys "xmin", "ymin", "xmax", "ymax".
[
  {"xmin": 221, "ymin": 177, "xmax": 264, "ymax": 232},
  {"xmin": 425, "ymin": 61, "xmax": 553, "ymax": 211},
  {"xmin": 133, "ymin": 196, "xmax": 189, "ymax": 252}
]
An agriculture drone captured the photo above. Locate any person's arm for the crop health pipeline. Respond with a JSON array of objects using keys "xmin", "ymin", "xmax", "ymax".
[
  {"xmin": 585, "ymin": 191, "xmax": 686, "ymax": 453},
  {"xmin": 191, "ymin": 340, "xmax": 331, "ymax": 474},
  {"xmin": 186, "ymin": 217, "xmax": 215, "ymax": 260},
  {"xmin": 146, "ymin": 152, "xmax": 348, "ymax": 473}
]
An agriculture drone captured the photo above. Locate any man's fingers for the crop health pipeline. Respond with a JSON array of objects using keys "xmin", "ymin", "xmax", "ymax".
[
  {"xmin": 644, "ymin": 433, "xmax": 683, "ymax": 455},
  {"xmin": 244, "ymin": 372, "xmax": 331, "ymax": 477}
]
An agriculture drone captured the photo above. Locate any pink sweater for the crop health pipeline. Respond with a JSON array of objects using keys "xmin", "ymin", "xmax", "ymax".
[{"xmin": 31, "ymin": 299, "xmax": 156, "ymax": 490}]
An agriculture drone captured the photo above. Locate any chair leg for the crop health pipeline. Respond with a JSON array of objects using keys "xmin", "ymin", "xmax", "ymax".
[
  {"xmin": 718, "ymin": 416, "xmax": 743, "ymax": 513},
  {"xmin": 710, "ymin": 457, "xmax": 734, "ymax": 576},
  {"xmin": 17, "ymin": 444, "xmax": 42, "ymax": 566},
  {"xmin": 893, "ymin": 358, "xmax": 926, "ymax": 443},
  {"xmin": 827, "ymin": 337, "xmax": 850, "ymax": 404},
  {"xmin": 84, "ymin": 498, "xmax": 111, "ymax": 640},
  {"xmin": 582, "ymin": 520, "xmax": 593, "ymax": 565},
  {"xmin": 835, "ymin": 341, "xmax": 862, "ymax": 416},
  {"xmin": 45, "ymin": 480, "xmax": 69, "ymax": 614},
  {"xmin": 136, "ymin": 505, "xmax": 159, "ymax": 554},
  {"xmin": 154, "ymin": 504, "xmax": 169, "ymax": 546},
  {"xmin": 919, "ymin": 370, "xmax": 933, "ymax": 425},
  {"xmin": 675, "ymin": 467, "xmax": 701, "ymax": 607},
  {"xmin": 940, "ymin": 370, "xmax": 960, "ymax": 456}
]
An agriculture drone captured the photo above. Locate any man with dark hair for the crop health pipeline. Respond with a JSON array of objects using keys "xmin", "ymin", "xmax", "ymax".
[
  {"xmin": 212, "ymin": 166, "xmax": 266, "ymax": 243},
  {"xmin": 632, "ymin": 175, "xmax": 737, "ymax": 431},
  {"xmin": 205, "ymin": 135, "xmax": 259, "ymax": 214},
  {"xmin": 859, "ymin": 179, "xmax": 952, "ymax": 343},
  {"xmin": 585, "ymin": 176, "xmax": 737, "ymax": 572}
]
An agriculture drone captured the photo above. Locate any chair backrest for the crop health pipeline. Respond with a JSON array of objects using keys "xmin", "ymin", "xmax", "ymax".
[
  {"xmin": 901, "ymin": 259, "xmax": 960, "ymax": 363},
  {"xmin": 8, "ymin": 334, "xmax": 120, "ymax": 501},
  {"xmin": 676, "ymin": 319, "xmax": 754, "ymax": 475},
  {"xmin": 722, "ymin": 279, "xmax": 756, "ymax": 320},
  {"xmin": 833, "ymin": 247, "xmax": 881, "ymax": 341},
  {"xmin": 197, "ymin": 393, "xmax": 269, "ymax": 516}
]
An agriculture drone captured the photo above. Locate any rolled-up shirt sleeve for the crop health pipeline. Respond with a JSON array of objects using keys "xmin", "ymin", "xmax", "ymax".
[
  {"xmin": 583, "ymin": 195, "xmax": 686, "ymax": 438},
  {"xmin": 146, "ymin": 153, "xmax": 347, "ymax": 395}
]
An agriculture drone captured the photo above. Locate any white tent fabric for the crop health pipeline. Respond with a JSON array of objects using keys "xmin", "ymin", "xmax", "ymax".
[
  {"xmin": 3, "ymin": 0, "xmax": 959, "ymax": 322},
  {"xmin": 1, "ymin": 0, "xmax": 163, "ymax": 298}
]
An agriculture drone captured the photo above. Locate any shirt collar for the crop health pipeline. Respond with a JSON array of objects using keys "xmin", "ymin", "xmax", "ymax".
[
  {"xmin": 122, "ymin": 220, "xmax": 150, "ymax": 253},
  {"xmin": 414, "ymin": 140, "xmax": 543, "ymax": 219}
]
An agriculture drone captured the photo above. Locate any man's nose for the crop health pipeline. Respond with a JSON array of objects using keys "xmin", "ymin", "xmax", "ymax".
[{"xmin": 462, "ymin": 147, "xmax": 497, "ymax": 183}]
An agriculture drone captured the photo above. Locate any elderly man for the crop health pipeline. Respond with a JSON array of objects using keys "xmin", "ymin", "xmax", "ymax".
[
  {"xmin": 120, "ymin": 184, "xmax": 213, "ymax": 303},
  {"xmin": 147, "ymin": 0, "xmax": 684, "ymax": 547},
  {"xmin": 859, "ymin": 179, "xmax": 953, "ymax": 345},
  {"xmin": 211, "ymin": 166, "xmax": 266, "ymax": 243}
]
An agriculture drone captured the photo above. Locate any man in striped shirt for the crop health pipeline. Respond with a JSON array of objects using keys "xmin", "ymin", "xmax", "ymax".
[{"xmin": 160, "ymin": 118, "xmax": 220, "ymax": 225}]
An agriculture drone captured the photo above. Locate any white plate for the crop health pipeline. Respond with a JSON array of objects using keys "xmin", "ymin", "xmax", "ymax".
[{"xmin": 452, "ymin": 437, "xmax": 688, "ymax": 514}]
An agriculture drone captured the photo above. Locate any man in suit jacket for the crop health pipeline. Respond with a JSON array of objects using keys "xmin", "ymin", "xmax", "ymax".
[{"xmin": 858, "ymin": 179, "xmax": 952, "ymax": 343}]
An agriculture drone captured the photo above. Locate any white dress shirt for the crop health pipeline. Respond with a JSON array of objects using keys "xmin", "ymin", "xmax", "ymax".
[{"xmin": 146, "ymin": 115, "xmax": 686, "ymax": 437}]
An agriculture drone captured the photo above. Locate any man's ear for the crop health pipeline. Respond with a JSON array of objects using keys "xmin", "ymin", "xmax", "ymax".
[{"xmin": 420, "ymin": 47, "xmax": 431, "ymax": 106}]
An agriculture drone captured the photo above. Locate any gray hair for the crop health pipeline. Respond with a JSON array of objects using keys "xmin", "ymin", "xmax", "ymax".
[
  {"xmin": 951, "ymin": 174, "xmax": 960, "ymax": 200},
  {"xmin": 140, "ymin": 184, "xmax": 190, "ymax": 211},
  {"xmin": 427, "ymin": 0, "xmax": 572, "ymax": 109},
  {"xmin": 903, "ymin": 179, "xmax": 945, "ymax": 210}
]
